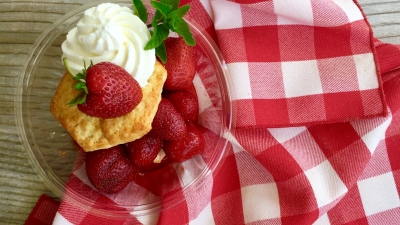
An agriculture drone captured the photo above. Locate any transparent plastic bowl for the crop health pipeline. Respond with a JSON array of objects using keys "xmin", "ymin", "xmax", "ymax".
[{"xmin": 15, "ymin": 0, "xmax": 232, "ymax": 219}]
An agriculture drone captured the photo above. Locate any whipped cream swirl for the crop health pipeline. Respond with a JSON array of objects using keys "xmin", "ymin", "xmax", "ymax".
[{"xmin": 61, "ymin": 3, "xmax": 155, "ymax": 87}]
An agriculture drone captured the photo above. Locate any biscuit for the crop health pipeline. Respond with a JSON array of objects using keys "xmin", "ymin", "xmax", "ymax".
[{"xmin": 50, "ymin": 61, "xmax": 167, "ymax": 152}]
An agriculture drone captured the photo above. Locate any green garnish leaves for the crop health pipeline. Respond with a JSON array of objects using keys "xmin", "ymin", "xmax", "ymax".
[
  {"xmin": 170, "ymin": 17, "xmax": 195, "ymax": 46},
  {"xmin": 160, "ymin": 0, "xmax": 179, "ymax": 10},
  {"xmin": 63, "ymin": 58, "xmax": 92, "ymax": 106},
  {"xmin": 132, "ymin": 0, "xmax": 148, "ymax": 23},
  {"xmin": 134, "ymin": 0, "xmax": 196, "ymax": 62},
  {"xmin": 155, "ymin": 42, "xmax": 167, "ymax": 63},
  {"xmin": 167, "ymin": 5, "xmax": 190, "ymax": 20},
  {"xmin": 151, "ymin": 1, "xmax": 173, "ymax": 17},
  {"xmin": 145, "ymin": 22, "xmax": 170, "ymax": 62}
]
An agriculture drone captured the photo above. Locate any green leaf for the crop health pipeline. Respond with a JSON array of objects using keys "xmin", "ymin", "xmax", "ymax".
[
  {"xmin": 160, "ymin": 0, "xmax": 179, "ymax": 10},
  {"xmin": 173, "ymin": 20, "xmax": 196, "ymax": 46},
  {"xmin": 132, "ymin": 0, "xmax": 148, "ymax": 23},
  {"xmin": 150, "ymin": 0, "xmax": 173, "ymax": 17},
  {"xmin": 74, "ymin": 72, "xmax": 85, "ymax": 82},
  {"xmin": 67, "ymin": 92, "xmax": 86, "ymax": 106},
  {"xmin": 144, "ymin": 23, "xmax": 170, "ymax": 50},
  {"xmin": 73, "ymin": 82, "xmax": 86, "ymax": 90},
  {"xmin": 77, "ymin": 94, "xmax": 87, "ymax": 105},
  {"xmin": 155, "ymin": 42, "xmax": 167, "ymax": 63},
  {"xmin": 167, "ymin": 17, "xmax": 182, "ymax": 30},
  {"xmin": 139, "ymin": 0, "xmax": 196, "ymax": 62},
  {"xmin": 62, "ymin": 58, "xmax": 90, "ymax": 106},
  {"xmin": 153, "ymin": 10, "xmax": 163, "ymax": 22},
  {"xmin": 167, "ymin": 5, "xmax": 190, "ymax": 19}
]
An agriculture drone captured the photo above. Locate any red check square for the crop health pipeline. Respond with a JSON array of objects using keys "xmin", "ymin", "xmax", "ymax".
[
  {"xmin": 243, "ymin": 26, "xmax": 281, "ymax": 62},
  {"xmin": 314, "ymin": 24, "xmax": 353, "ymax": 59},
  {"xmin": 278, "ymin": 25, "xmax": 315, "ymax": 61},
  {"xmin": 324, "ymin": 91, "xmax": 364, "ymax": 120}
]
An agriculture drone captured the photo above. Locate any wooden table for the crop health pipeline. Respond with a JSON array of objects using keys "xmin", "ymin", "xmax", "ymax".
[{"xmin": 0, "ymin": 0, "xmax": 399, "ymax": 224}]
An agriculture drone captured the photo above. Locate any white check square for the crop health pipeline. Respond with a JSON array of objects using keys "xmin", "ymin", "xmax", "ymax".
[
  {"xmin": 274, "ymin": 0, "xmax": 314, "ymax": 26},
  {"xmin": 268, "ymin": 126, "xmax": 307, "ymax": 143},
  {"xmin": 354, "ymin": 53, "xmax": 379, "ymax": 90},
  {"xmin": 332, "ymin": 0, "xmax": 364, "ymax": 22},
  {"xmin": 282, "ymin": 60, "xmax": 323, "ymax": 98},
  {"xmin": 227, "ymin": 62, "xmax": 252, "ymax": 100},
  {"xmin": 211, "ymin": 1, "xmax": 242, "ymax": 29},
  {"xmin": 53, "ymin": 213, "xmax": 74, "ymax": 225},
  {"xmin": 357, "ymin": 172, "xmax": 400, "ymax": 216},
  {"xmin": 241, "ymin": 183, "xmax": 280, "ymax": 223},
  {"xmin": 189, "ymin": 203, "xmax": 215, "ymax": 225},
  {"xmin": 304, "ymin": 161, "xmax": 348, "ymax": 207},
  {"xmin": 361, "ymin": 115, "xmax": 392, "ymax": 154}
]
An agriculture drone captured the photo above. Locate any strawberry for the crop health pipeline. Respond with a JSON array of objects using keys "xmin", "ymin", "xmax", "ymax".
[
  {"xmin": 133, "ymin": 164, "xmax": 179, "ymax": 196},
  {"xmin": 65, "ymin": 59, "xmax": 143, "ymax": 119},
  {"xmin": 125, "ymin": 134, "xmax": 162, "ymax": 168},
  {"xmin": 149, "ymin": 98, "xmax": 187, "ymax": 140},
  {"xmin": 136, "ymin": 155, "xmax": 170, "ymax": 173},
  {"xmin": 163, "ymin": 121, "xmax": 205, "ymax": 163},
  {"xmin": 85, "ymin": 145, "xmax": 138, "ymax": 194},
  {"xmin": 162, "ymin": 37, "xmax": 196, "ymax": 91},
  {"xmin": 166, "ymin": 90, "xmax": 199, "ymax": 122}
]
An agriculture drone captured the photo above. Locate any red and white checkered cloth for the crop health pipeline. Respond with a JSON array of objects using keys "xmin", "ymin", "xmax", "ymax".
[{"xmin": 35, "ymin": 0, "xmax": 400, "ymax": 224}]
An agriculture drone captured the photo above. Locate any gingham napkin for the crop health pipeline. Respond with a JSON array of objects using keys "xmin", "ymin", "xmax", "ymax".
[{"xmin": 33, "ymin": 0, "xmax": 400, "ymax": 224}]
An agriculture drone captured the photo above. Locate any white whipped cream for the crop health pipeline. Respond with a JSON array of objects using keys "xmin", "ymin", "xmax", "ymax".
[{"xmin": 61, "ymin": 3, "xmax": 155, "ymax": 87}]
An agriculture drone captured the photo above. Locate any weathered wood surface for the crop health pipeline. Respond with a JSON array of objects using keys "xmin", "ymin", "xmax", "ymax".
[{"xmin": 0, "ymin": 0, "xmax": 399, "ymax": 224}]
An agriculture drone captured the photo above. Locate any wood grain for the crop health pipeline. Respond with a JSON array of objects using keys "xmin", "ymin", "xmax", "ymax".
[{"xmin": 0, "ymin": 0, "xmax": 399, "ymax": 224}]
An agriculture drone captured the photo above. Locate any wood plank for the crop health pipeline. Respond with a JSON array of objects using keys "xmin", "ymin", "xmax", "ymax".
[
  {"xmin": 0, "ymin": 2, "xmax": 81, "ymax": 13},
  {"xmin": 0, "ymin": 12, "xmax": 64, "ymax": 22},
  {"xmin": 0, "ymin": 22, "xmax": 53, "ymax": 33}
]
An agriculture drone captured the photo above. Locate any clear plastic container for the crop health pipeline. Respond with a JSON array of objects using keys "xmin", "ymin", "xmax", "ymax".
[{"xmin": 16, "ymin": 0, "xmax": 232, "ymax": 218}]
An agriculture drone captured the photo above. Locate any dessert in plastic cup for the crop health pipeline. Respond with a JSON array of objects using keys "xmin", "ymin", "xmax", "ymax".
[{"xmin": 16, "ymin": 0, "xmax": 232, "ymax": 218}]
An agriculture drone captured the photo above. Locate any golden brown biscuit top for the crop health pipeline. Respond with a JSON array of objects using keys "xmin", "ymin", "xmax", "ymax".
[{"xmin": 50, "ymin": 61, "xmax": 167, "ymax": 152}]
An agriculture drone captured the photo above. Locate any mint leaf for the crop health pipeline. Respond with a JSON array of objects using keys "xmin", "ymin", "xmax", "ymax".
[
  {"xmin": 173, "ymin": 19, "xmax": 195, "ymax": 46},
  {"xmin": 150, "ymin": 0, "xmax": 173, "ymax": 18},
  {"xmin": 132, "ymin": 0, "xmax": 148, "ymax": 23},
  {"xmin": 167, "ymin": 5, "xmax": 189, "ymax": 20},
  {"xmin": 145, "ymin": 23, "xmax": 170, "ymax": 50},
  {"xmin": 140, "ymin": 0, "xmax": 196, "ymax": 62},
  {"xmin": 155, "ymin": 42, "xmax": 167, "ymax": 63},
  {"xmin": 160, "ymin": 0, "xmax": 179, "ymax": 10}
]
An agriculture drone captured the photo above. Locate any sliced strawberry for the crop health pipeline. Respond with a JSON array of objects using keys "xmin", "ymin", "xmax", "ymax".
[
  {"xmin": 163, "ymin": 37, "xmax": 196, "ymax": 91},
  {"xmin": 85, "ymin": 145, "xmax": 138, "ymax": 194},
  {"xmin": 149, "ymin": 98, "xmax": 187, "ymax": 140},
  {"xmin": 163, "ymin": 121, "xmax": 205, "ymax": 163},
  {"xmin": 133, "ymin": 164, "xmax": 179, "ymax": 196},
  {"xmin": 166, "ymin": 90, "xmax": 199, "ymax": 122},
  {"xmin": 136, "ymin": 155, "xmax": 170, "ymax": 173},
  {"xmin": 72, "ymin": 61, "xmax": 142, "ymax": 119},
  {"xmin": 125, "ymin": 134, "xmax": 162, "ymax": 168}
]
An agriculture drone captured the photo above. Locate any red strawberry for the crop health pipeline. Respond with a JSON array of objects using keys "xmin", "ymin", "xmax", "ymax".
[
  {"xmin": 67, "ymin": 60, "xmax": 142, "ymax": 119},
  {"xmin": 163, "ymin": 121, "xmax": 205, "ymax": 163},
  {"xmin": 133, "ymin": 164, "xmax": 179, "ymax": 196},
  {"xmin": 85, "ymin": 145, "xmax": 138, "ymax": 194},
  {"xmin": 136, "ymin": 155, "xmax": 170, "ymax": 173},
  {"xmin": 125, "ymin": 134, "xmax": 162, "ymax": 168},
  {"xmin": 166, "ymin": 90, "xmax": 199, "ymax": 122},
  {"xmin": 149, "ymin": 98, "xmax": 187, "ymax": 140},
  {"xmin": 163, "ymin": 37, "xmax": 196, "ymax": 90}
]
